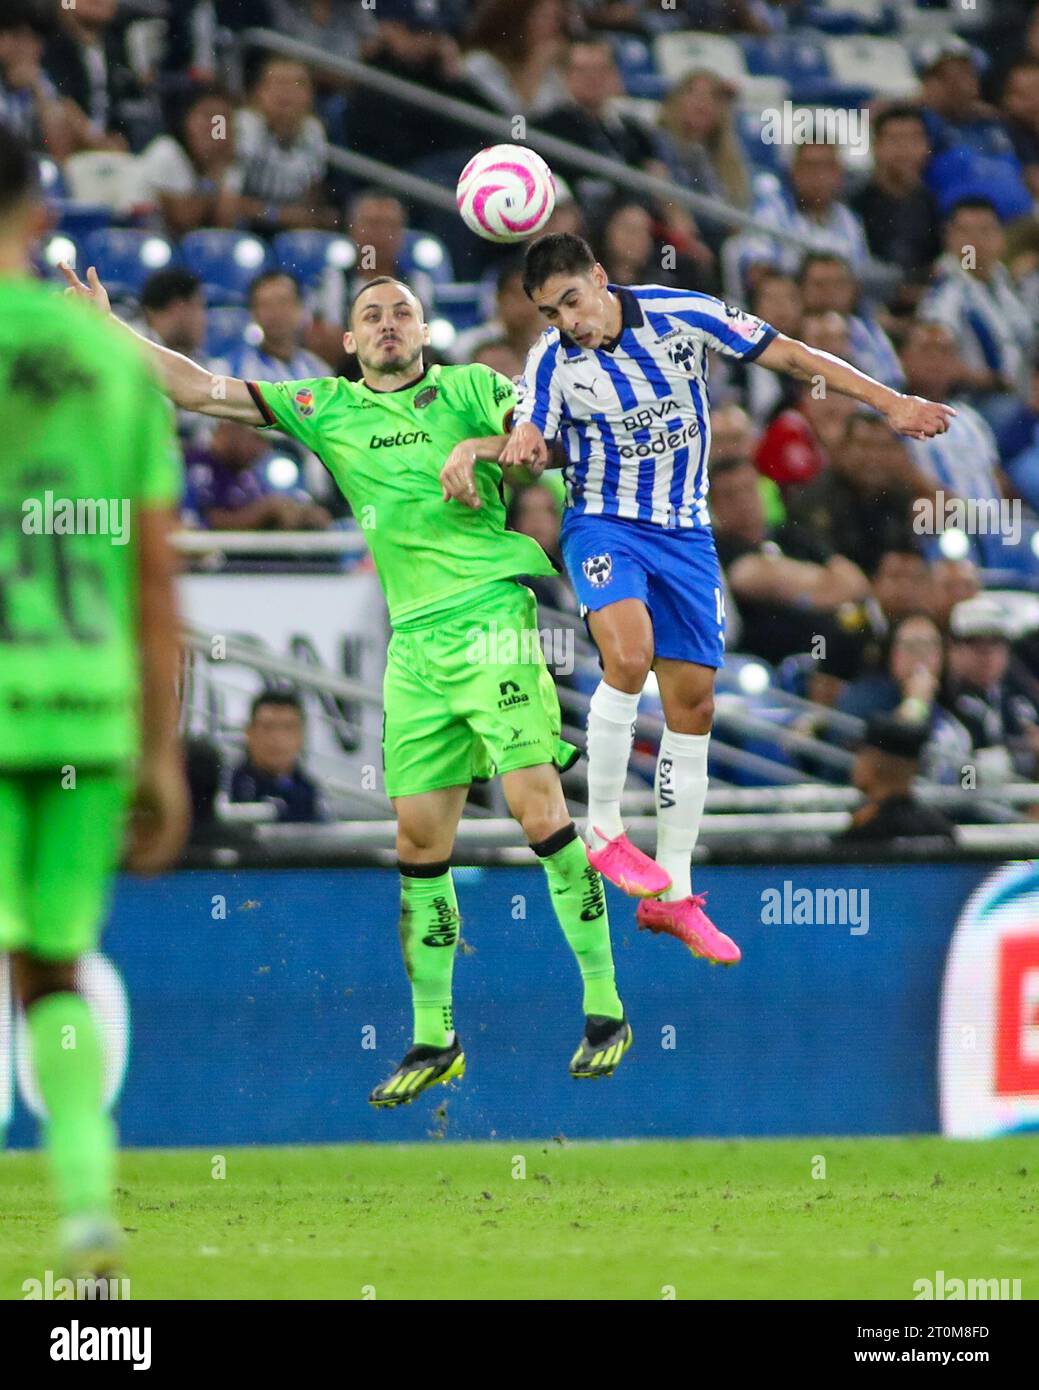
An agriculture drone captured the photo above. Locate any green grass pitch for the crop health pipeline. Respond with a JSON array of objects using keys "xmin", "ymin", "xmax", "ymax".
[{"xmin": 2, "ymin": 1136, "xmax": 1037, "ymax": 1300}]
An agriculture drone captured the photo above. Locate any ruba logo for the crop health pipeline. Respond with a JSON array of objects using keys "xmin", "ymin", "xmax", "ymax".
[
  {"xmin": 580, "ymin": 864, "xmax": 606, "ymax": 922},
  {"xmin": 497, "ymin": 679, "xmax": 529, "ymax": 710},
  {"xmin": 422, "ymin": 895, "xmax": 459, "ymax": 948}
]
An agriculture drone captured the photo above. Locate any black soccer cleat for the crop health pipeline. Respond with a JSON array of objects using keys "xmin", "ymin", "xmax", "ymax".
[
  {"xmin": 569, "ymin": 1015, "xmax": 632, "ymax": 1079},
  {"xmin": 368, "ymin": 1035, "xmax": 466, "ymax": 1108}
]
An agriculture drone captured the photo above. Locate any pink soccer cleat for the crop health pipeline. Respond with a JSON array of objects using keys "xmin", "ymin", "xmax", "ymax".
[
  {"xmin": 636, "ymin": 893, "xmax": 741, "ymax": 966},
  {"xmin": 586, "ymin": 828, "xmax": 672, "ymax": 899}
]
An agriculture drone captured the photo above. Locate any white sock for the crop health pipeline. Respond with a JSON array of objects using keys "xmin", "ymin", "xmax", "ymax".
[
  {"xmin": 655, "ymin": 727, "xmax": 710, "ymax": 901},
  {"xmin": 585, "ymin": 681, "xmax": 640, "ymax": 846}
]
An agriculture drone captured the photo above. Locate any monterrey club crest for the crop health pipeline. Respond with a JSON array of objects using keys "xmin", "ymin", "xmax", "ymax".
[
  {"xmin": 666, "ymin": 335, "xmax": 699, "ymax": 372},
  {"xmin": 583, "ymin": 553, "xmax": 613, "ymax": 588}
]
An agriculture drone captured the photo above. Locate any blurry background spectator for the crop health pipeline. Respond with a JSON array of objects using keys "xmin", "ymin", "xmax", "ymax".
[
  {"xmin": 230, "ymin": 692, "xmax": 324, "ymax": 823},
  {"xmin": 184, "ymin": 419, "xmax": 331, "ymax": 533},
  {"xmin": 463, "ymin": 0, "xmax": 571, "ymax": 117},
  {"xmin": 840, "ymin": 715, "xmax": 956, "ymax": 845},
  {"xmin": 137, "ymin": 86, "xmax": 244, "ymax": 236}
]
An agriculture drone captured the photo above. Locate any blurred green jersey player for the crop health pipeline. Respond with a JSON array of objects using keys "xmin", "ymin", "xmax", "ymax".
[
  {"xmin": 62, "ymin": 259, "xmax": 630, "ymax": 1103},
  {"xmin": 0, "ymin": 123, "xmax": 189, "ymax": 1277}
]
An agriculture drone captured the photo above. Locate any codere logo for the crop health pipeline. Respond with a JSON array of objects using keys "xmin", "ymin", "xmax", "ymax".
[
  {"xmin": 369, "ymin": 430, "xmax": 432, "ymax": 448},
  {"xmin": 580, "ymin": 864, "xmax": 606, "ymax": 922},
  {"xmin": 422, "ymin": 895, "xmax": 459, "ymax": 948}
]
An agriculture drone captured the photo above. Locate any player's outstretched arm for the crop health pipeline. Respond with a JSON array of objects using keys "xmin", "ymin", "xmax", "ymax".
[
  {"xmin": 755, "ymin": 334, "xmax": 956, "ymax": 441},
  {"xmin": 59, "ymin": 263, "xmax": 264, "ymax": 425}
]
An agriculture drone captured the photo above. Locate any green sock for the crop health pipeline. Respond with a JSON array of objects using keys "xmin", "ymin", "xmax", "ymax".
[
  {"xmin": 26, "ymin": 991, "xmax": 114, "ymax": 1219},
  {"xmin": 399, "ymin": 866, "xmax": 460, "ymax": 1048},
  {"xmin": 536, "ymin": 827, "xmax": 623, "ymax": 1019}
]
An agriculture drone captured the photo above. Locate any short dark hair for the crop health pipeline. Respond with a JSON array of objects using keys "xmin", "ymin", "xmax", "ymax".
[
  {"xmin": 873, "ymin": 104, "xmax": 929, "ymax": 140},
  {"xmin": 349, "ymin": 275, "xmax": 422, "ymax": 319},
  {"xmin": 0, "ymin": 0, "xmax": 51, "ymax": 37},
  {"xmin": 248, "ymin": 269, "xmax": 301, "ymax": 305},
  {"xmin": 522, "ymin": 232, "xmax": 596, "ymax": 298},
  {"xmin": 0, "ymin": 121, "xmax": 38, "ymax": 221},
  {"xmin": 946, "ymin": 196, "xmax": 1000, "ymax": 222},
  {"xmin": 796, "ymin": 251, "xmax": 852, "ymax": 283},
  {"xmin": 249, "ymin": 690, "xmax": 304, "ymax": 723},
  {"xmin": 140, "ymin": 267, "xmax": 203, "ymax": 312}
]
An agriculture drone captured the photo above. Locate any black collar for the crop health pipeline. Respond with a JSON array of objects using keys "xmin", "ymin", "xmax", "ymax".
[{"xmin": 598, "ymin": 285, "xmax": 643, "ymax": 353}]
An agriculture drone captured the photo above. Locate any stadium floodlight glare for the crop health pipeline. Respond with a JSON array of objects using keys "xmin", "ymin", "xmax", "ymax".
[
  {"xmin": 429, "ymin": 317, "xmax": 456, "ymax": 351},
  {"xmin": 142, "ymin": 237, "xmax": 173, "ymax": 269},
  {"xmin": 37, "ymin": 159, "xmax": 60, "ymax": 191},
  {"xmin": 265, "ymin": 455, "xmax": 300, "ymax": 490},
  {"xmin": 234, "ymin": 237, "xmax": 267, "ymax": 269},
  {"xmin": 244, "ymin": 320, "xmax": 264, "ymax": 346},
  {"xmin": 938, "ymin": 527, "xmax": 971, "ymax": 560},
  {"xmin": 1032, "ymin": 529, "xmax": 1039, "ymax": 559},
  {"xmin": 411, "ymin": 236, "xmax": 444, "ymax": 270},
  {"xmin": 738, "ymin": 661, "xmax": 771, "ymax": 696},
  {"xmin": 44, "ymin": 235, "xmax": 77, "ymax": 269},
  {"xmin": 327, "ymin": 237, "xmax": 356, "ymax": 270}
]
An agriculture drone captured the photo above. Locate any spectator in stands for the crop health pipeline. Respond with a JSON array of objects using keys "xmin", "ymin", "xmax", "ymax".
[
  {"xmin": 797, "ymin": 307, "xmax": 850, "ymax": 364},
  {"xmin": 929, "ymin": 557, "xmax": 982, "ymax": 633},
  {"xmin": 137, "ymin": 87, "xmax": 245, "ymax": 237},
  {"xmin": 850, "ymin": 106, "xmax": 941, "ymax": 315},
  {"xmin": 709, "ymin": 453, "xmax": 870, "ymax": 666},
  {"xmin": 869, "ymin": 548, "xmax": 934, "ymax": 628},
  {"xmin": 472, "ymin": 338, "xmax": 525, "ymax": 378},
  {"xmin": 538, "ymin": 40, "xmax": 664, "ymax": 208},
  {"xmin": 732, "ymin": 142, "xmax": 870, "ymax": 289},
  {"xmin": 835, "ymin": 612, "xmax": 972, "ymax": 784},
  {"xmin": 899, "ymin": 319, "xmax": 1039, "ymax": 575},
  {"xmin": 230, "ymin": 692, "xmax": 324, "ymax": 824},
  {"xmin": 463, "ymin": 0, "xmax": 570, "ymax": 117},
  {"xmin": 945, "ymin": 597, "xmax": 1039, "ymax": 784},
  {"xmin": 916, "ymin": 36, "xmax": 1032, "ymax": 224},
  {"xmin": 840, "ymin": 715, "xmax": 956, "ymax": 845},
  {"xmin": 271, "ymin": 0, "xmax": 372, "ymax": 62},
  {"xmin": 0, "ymin": 4, "xmax": 79, "ymax": 160},
  {"xmin": 225, "ymin": 271, "xmax": 331, "ymax": 382},
  {"xmin": 233, "ymin": 56, "xmax": 335, "ymax": 231},
  {"xmin": 752, "ymin": 380, "xmax": 855, "ymax": 491},
  {"xmin": 450, "ymin": 259, "xmax": 544, "ymax": 365},
  {"xmin": 784, "ymin": 411, "xmax": 937, "ymax": 572},
  {"xmin": 594, "ymin": 198, "xmax": 662, "ymax": 286},
  {"xmin": 350, "ymin": 1, "xmax": 495, "ymax": 173},
  {"xmin": 657, "ymin": 70, "xmax": 751, "ymax": 223},
  {"xmin": 507, "ymin": 482, "xmax": 577, "ymax": 615},
  {"xmin": 920, "ymin": 198, "xmax": 1035, "ymax": 430},
  {"xmin": 735, "ymin": 271, "xmax": 801, "ymax": 424},
  {"xmin": 541, "ymin": 175, "xmax": 585, "ymax": 239},
  {"xmin": 796, "ymin": 252, "xmax": 904, "ymax": 390},
  {"xmin": 1001, "ymin": 58, "xmax": 1039, "ymax": 200},
  {"xmin": 184, "ymin": 419, "xmax": 331, "ymax": 532},
  {"xmin": 43, "ymin": 0, "xmax": 157, "ymax": 152},
  {"xmin": 1006, "ymin": 358, "xmax": 1039, "ymax": 512},
  {"xmin": 162, "ymin": 2, "xmax": 275, "ymax": 88},
  {"xmin": 140, "ymin": 268, "xmax": 213, "ymax": 452}
]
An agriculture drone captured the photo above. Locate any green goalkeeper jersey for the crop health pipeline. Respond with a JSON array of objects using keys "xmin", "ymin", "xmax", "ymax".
[
  {"xmin": 249, "ymin": 362, "xmax": 558, "ymax": 627},
  {"xmin": 0, "ymin": 278, "xmax": 181, "ymax": 769}
]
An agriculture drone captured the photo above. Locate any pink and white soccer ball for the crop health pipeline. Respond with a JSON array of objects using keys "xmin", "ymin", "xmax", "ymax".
[{"xmin": 456, "ymin": 144, "xmax": 556, "ymax": 243}]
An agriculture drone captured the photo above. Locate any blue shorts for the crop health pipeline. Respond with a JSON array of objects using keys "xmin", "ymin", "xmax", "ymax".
[{"xmin": 561, "ymin": 513, "xmax": 726, "ymax": 668}]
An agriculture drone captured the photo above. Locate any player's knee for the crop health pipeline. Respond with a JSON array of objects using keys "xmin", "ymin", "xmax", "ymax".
[
  {"xmin": 12, "ymin": 953, "xmax": 77, "ymax": 1009},
  {"xmin": 396, "ymin": 826, "xmax": 447, "ymax": 862},
  {"xmin": 604, "ymin": 646, "xmax": 653, "ymax": 691}
]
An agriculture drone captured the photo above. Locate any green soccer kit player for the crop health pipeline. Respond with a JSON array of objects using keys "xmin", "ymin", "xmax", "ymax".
[
  {"xmin": 0, "ymin": 127, "xmax": 190, "ymax": 1278},
  {"xmin": 62, "ymin": 263, "xmax": 633, "ymax": 1101}
]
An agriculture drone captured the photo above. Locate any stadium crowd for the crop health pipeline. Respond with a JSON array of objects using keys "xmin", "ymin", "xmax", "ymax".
[{"xmin": 8, "ymin": 0, "xmax": 1039, "ymax": 801}]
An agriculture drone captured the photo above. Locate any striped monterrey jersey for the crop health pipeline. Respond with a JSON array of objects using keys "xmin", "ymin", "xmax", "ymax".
[{"xmin": 513, "ymin": 284, "xmax": 777, "ymax": 528}]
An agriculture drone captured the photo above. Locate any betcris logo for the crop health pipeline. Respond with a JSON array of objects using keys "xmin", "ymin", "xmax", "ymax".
[
  {"xmin": 939, "ymin": 862, "xmax": 1039, "ymax": 1137},
  {"xmin": 369, "ymin": 430, "xmax": 432, "ymax": 449}
]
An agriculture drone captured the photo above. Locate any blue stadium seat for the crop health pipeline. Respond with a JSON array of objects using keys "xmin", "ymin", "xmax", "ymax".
[
  {"xmin": 273, "ymin": 231, "xmax": 357, "ymax": 290},
  {"xmin": 54, "ymin": 202, "xmax": 112, "ymax": 242},
  {"xmin": 610, "ymin": 33, "xmax": 664, "ymax": 98},
  {"xmin": 735, "ymin": 110, "xmax": 783, "ymax": 173},
  {"xmin": 400, "ymin": 229, "xmax": 455, "ymax": 287},
  {"xmin": 81, "ymin": 228, "xmax": 175, "ymax": 299},
  {"xmin": 206, "ymin": 305, "xmax": 254, "ymax": 360},
  {"xmin": 432, "ymin": 282, "xmax": 486, "ymax": 333},
  {"xmin": 803, "ymin": 0, "xmax": 895, "ymax": 35},
  {"xmin": 178, "ymin": 229, "xmax": 272, "ymax": 306},
  {"xmin": 742, "ymin": 35, "xmax": 835, "ymax": 104}
]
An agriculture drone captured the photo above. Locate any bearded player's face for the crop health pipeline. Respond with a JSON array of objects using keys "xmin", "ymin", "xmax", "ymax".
[{"xmin": 345, "ymin": 283, "xmax": 429, "ymax": 376}]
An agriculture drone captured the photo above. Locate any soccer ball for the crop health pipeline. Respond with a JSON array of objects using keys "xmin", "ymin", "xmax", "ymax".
[{"xmin": 456, "ymin": 144, "xmax": 556, "ymax": 243}]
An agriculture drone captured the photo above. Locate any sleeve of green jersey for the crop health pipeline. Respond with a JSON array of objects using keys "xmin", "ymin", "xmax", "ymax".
[
  {"xmin": 458, "ymin": 363, "xmax": 517, "ymax": 436},
  {"xmin": 246, "ymin": 377, "xmax": 327, "ymax": 450},
  {"xmin": 134, "ymin": 369, "xmax": 183, "ymax": 507}
]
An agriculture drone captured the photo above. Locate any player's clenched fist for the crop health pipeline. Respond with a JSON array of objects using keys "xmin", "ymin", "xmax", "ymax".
[
  {"xmin": 440, "ymin": 443, "xmax": 482, "ymax": 508},
  {"xmin": 885, "ymin": 394, "xmax": 956, "ymax": 440},
  {"xmin": 500, "ymin": 421, "xmax": 548, "ymax": 470},
  {"xmin": 59, "ymin": 262, "xmax": 112, "ymax": 317}
]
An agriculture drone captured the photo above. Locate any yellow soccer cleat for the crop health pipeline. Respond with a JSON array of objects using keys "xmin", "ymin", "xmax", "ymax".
[{"xmin": 369, "ymin": 1036, "xmax": 466, "ymax": 1108}]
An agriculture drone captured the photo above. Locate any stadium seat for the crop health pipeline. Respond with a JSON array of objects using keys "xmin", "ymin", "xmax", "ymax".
[
  {"xmin": 400, "ymin": 229, "xmax": 455, "ymax": 287},
  {"xmin": 179, "ymin": 229, "xmax": 272, "ymax": 306},
  {"xmin": 206, "ymin": 305, "xmax": 255, "ymax": 360},
  {"xmin": 743, "ymin": 35, "xmax": 838, "ymax": 104},
  {"xmin": 273, "ymin": 231, "xmax": 357, "ymax": 290},
  {"xmin": 81, "ymin": 228, "xmax": 175, "ymax": 299},
  {"xmin": 823, "ymin": 36, "xmax": 919, "ymax": 98},
  {"xmin": 610, "ymin": 33, "xmax": 667, "ymax": 99},
  {"xmin": 654, "ymin": 32, "xmax": 747, "ymax": 85},
  {"xmin": 432, "ymin": 282, "xmax": 486, "ymax": 333},
  {"xmin": 805, "ymin": 0, "xmax": 895, "ymax": 34},
  {"xmin": 54, "ymin": 202, "xmax": 112, "ymax": 243},
  {"xmin": 735, "ymin": 109, "xmax": 784, "ymax": 173}
]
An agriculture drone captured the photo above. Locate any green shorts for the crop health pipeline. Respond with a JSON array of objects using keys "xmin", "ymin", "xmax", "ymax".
[
  {"xmin": 0, "ymin": 768, "xmax": 131, "ymax": 962},
  {"xmin": 383, "ymin": 581, "xmax": 580, "ymax": 799}
]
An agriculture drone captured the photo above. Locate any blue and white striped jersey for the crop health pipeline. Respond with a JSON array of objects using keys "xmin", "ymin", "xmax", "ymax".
[
  {"xmin": 513, "ymin": 284, "xmax": 778, "ymax": 528},
  {"xmin": 907, "ymin": 400, "xmax": 1001, "ymax": 504}
]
